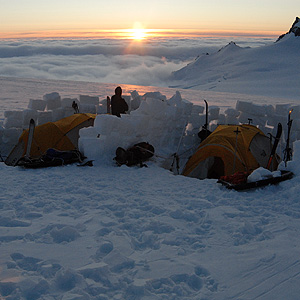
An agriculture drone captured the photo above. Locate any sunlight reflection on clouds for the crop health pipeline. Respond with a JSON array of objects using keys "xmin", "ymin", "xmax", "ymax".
[{"xmin": 0, "ymin": 37, "xmax": 274, "ymax": 86}]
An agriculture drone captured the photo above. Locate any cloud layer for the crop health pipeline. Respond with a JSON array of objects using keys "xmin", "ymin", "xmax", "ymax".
[{"xmin": 0, "ymin": 37, "xmax": 274, "ymax": 87}]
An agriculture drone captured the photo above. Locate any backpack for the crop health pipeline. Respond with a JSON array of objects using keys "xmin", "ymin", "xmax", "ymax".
[{"xmin": 115, "ymin": 142, "xmax": 154, "ymax": 167}]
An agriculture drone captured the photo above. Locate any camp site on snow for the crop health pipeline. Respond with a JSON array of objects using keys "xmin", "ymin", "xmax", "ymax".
[{"xmin": 0, "ymin": 88, "xmax": 296, "ymax": 191}]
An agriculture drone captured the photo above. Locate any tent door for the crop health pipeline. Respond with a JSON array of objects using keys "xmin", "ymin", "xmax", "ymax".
[{"xmin": 207, "ymin": 157, "xmax": 225, "ymax": 179}]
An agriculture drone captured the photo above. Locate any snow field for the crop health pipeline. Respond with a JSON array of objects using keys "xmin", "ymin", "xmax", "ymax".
[
  {"xmin": 1, "ymin": 148, "xmax": 300, "ymax": 299},
  {"xmin": 1, "ymin": 75, "xmax": 300, "ymax": 298}
]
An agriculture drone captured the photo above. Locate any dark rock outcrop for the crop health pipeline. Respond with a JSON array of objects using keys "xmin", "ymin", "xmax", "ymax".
[{"xmin": 277, "ymin": 17, "xmax": 300, "ymax": 41}]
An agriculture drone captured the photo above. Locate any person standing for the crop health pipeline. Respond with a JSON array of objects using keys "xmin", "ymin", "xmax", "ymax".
[{"xmin": 109, "ymin": 86, "xmax": 128, "ymax": 117}]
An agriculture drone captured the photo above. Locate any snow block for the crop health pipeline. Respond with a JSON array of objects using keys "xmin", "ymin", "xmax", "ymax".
[
  {"xmin": 189, "ymin": 113, "xmax": 203, "ymax": 128},
  {"xmin": 37, "ymin": 111, "xmax": 53, "ymax": 125},
  {"xmin": 79, "ymin": 95, "xmax": 99, "ymax": 106},
  {"xmin": 191, "ymin": 105, "xmax": 205, "ymax": 114},
  {"xmin": 79, "ymin": 92, "xmax": 211, "ymax": 163},
  {"xmin": 182, "ymin": 100, "xmax": 193, "ymax": 116},
  {"xmin": 290, "ymin": 105, "xmax": 300, "ymax": 118},
  {"xmin": 275, "ymin": 104, "xmax": 291, "ymax": 116},
  {"xmin": 145, "ymin": 98, "xmax": 168, "ymax": 120},
  {"xmin": 218, "ymin": 114, "xmax": 226, "ymax": 124},
  {"xmin": 79, "ymin": 126, "xmax": 99, "ymax": 138},
  {"xmin": 28, "ymin": 99, "xmax": 46, "ymax": 111},
  {"xmin": 64, "ymin": 107, "xmax": 76, "ymax": 118},
  {"xmin": 79, "ymin": 104, "xmax": 96, "ymax": 114},
  {"xmin": 209, "ymin": 107, "xmax": 220, "ymax": 121},
  {"xmin": 4, "ymin": 110, "xmax": 23, "ymax": 119},
  {"xmin": 236, "ymin": 100, "xmax": 253, "ymax": 112},
  {"xmin": 79, "ymin": 136, "xmax": 103, "ymax": 160},
  {"xmin": 43, "ymin": 92, "xmax": 62, "ymax": 110},
  {"xmin": 62, "ymin": 98, "xmax": 79, "ymax": 108},
  {"xmin": 43, "ymin": 92, "xmax": 61, "ymax": 101},
  {"xmin": 238, "ymin": 112, "xmax": 266, "ymax": 127},
  {"xmin": 96, "ymin": 104, "xmax": 107, "ymax": 114},
  {"xmin": 130, "ymin": 90, "xmax": 142, "ymax": 111},
  {"xmin": 23, "ymin": 109, "xmax": 38, "ymax": 127},
  {"xmin": 94, "ymin": 114, "xmax": 121, "ymax": 135},
  {"xmin": 292, "ymin": 119, "xmax": 300, "ymax": 131},
  {"xmin": 115, "ymin": 114, "xmax": 135, "ymax": 137},
  {"xmin": 143, "ymin": 91, "xmax": 167, "ymax": 101},
  {"xmin": 123, "ymin": 95, "xmax": 131, "ymax": 111},
  {"xmin": 131, "ymin": 97, "xmax": 141, "ymax": 111},
  {"xmin": 133, "ymin": 100, "xmax": 149, "ymax": 116},
  {"xmin": 266, "ymin": 114, "xmax": 286, "ymax": 127},
  {"xmin": 250, "ymin": 104, "xmax": 266, "ymax": 117},
  {"xmin": 265, "ymin": 105, "xmax": 275, "ymax": 117},
  {"xmin": 225, "ymin": 115, "xmax": 239, "ymax": 125},
  {"xmin": 2, "ymin": 128, "xmax": 22, "ymax": 144},
  {"xmin": 3, "ymin": 111, "xmax": 23, "ymax": 128},
  {"xmin": 225, "ymin": 108, "xmax": 240, "ymax": 118},
  {"xmin": 52, "ymin": 108, "xmax": 65, "ymax": 122}
]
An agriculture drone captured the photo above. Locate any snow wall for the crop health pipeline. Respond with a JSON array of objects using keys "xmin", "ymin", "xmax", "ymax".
[{"xmin": 1, "ymin": 90, "xmax": 300, "ymax": 167}]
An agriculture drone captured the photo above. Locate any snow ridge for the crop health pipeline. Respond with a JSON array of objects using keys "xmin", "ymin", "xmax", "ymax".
[{"xmin": 170, "ymin": 18, "xmax": 300, "ymax": 99}]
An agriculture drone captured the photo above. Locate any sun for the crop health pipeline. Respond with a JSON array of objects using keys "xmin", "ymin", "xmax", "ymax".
[
  {"xmin": 130, "ymin": 28, "xmax": 147, "ymax": 40},
  {"xmin": 128, "ymin": 22, "xmax": 148, "ymax": 40}
]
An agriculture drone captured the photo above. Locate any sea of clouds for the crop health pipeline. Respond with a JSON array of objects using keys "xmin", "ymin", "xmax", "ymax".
[{"xmin": 0, "ymin": 36, "xmax": 275, "ymax": 87}]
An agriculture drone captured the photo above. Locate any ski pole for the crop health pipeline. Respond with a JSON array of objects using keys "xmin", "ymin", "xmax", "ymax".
[
  {"xmin": 284, "ymin": 109, "xmax": 293, "ymax": 166},
  {"xmin": 266, "ymin": 123, "xmax": 282, "ymax": 170},
  {"xmin": 232, "ymin": 127, "xmax": 241, "ymax": 174},
  {"xmin": 171, "ymin": 121, "xmax": 187, "ymax": 174},
  {"xmin": 25, "ymin": 119, "xmax": 35, "ymax": 158},
  {"xmin": 204, "ymin": 99, "xmax": 209, "ymax": 139}
]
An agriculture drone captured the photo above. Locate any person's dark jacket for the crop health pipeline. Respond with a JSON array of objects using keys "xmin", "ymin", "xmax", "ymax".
[{"xmin": 111, "ymin": 95, "xmax": 128, "ymax": 117}]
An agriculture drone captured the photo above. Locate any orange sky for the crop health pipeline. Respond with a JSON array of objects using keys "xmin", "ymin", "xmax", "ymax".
[{"xmin": 0, "ymin": 0, "xmax": 297, "ymax": 39}]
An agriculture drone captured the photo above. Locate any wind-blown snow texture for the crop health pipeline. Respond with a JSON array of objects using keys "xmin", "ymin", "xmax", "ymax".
[
  {"xmin": 1, "ymin": 145, "xmax": 300, "ymax": 300},
  {"xmin": 1, "ymin": 18, "xmax": 300, "ymax": 300}
]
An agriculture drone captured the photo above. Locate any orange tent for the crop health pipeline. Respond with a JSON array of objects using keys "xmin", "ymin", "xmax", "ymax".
[
  {"xmin": 5, "ymin": 113, "xmax": 95, "ymax": 166},
  {"xmin": 182, "ymin": 124, "xmax": 278, "ymax": 179}
]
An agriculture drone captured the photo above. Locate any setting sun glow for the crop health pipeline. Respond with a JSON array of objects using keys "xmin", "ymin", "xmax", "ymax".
[
  {"xmin": 126, "ymin": 23, "xmax": 148, "ymax": 40},
  {"xmin": 129, "ymin": 28, "xmax": 147, "ymax": 40}
]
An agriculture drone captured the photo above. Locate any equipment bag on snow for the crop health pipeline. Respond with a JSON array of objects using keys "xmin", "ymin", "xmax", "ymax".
[
  {"xmin": 17, "ymin": 148, "xmax": 84, "ymax": 168},
  {"xmin": 114, "ymin": 142, "xmax": 154, "ymax": 167}
]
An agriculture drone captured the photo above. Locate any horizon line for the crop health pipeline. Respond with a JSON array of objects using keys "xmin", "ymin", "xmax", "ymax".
[{"xmin": 0, "ymin": 28, "xmax": 282, "ymax": 40}]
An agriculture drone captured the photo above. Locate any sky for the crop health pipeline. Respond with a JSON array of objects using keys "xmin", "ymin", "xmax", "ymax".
[{"xmin": 0, "ymin": 0, "xmax": 298, "ymax": 38}]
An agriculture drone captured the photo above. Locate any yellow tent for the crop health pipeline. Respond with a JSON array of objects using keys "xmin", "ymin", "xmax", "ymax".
[
  {"xmin": 5, "ymin": 113, "xmax": 96, "ymax": 166},
  {"xmin": 182, "ymin": 124, "xmax": 278, "ymax": 179}
]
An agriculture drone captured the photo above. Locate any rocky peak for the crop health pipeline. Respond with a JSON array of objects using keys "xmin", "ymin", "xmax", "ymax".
[{"xmin": 277, "ymin": 17, "xmax": 300, "ymax": 41}]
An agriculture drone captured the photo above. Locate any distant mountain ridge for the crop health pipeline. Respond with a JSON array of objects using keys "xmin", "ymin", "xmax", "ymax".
[
  {"xmin": 170, "ymin": 18, "xmax": 300, "ymax": 100},
  {"xmin": 277, "ymin": 17, "xmax": 300, "ymax": 40}
]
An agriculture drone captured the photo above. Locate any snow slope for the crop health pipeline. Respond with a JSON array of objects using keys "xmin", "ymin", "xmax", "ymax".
[
  {"xmin": 0, "ymin": 76, "xmax": 300, "ymax": 299},
  {"xmin": 171, "ymin": 19, "xmax": 300, "ymax": 100}
]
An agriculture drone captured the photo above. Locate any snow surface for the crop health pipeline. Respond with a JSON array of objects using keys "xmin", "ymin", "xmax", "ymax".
[
  {"xmin": 1, "ymin": 77, "xmax": 300, "ymax": 299},
  {"xmin": 171, "ymin": 33, "xmax": 300, "ymax": 100},
  {"xmin": 1, "ymin": 27, "xmax": 300, "ymax": 299}
]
